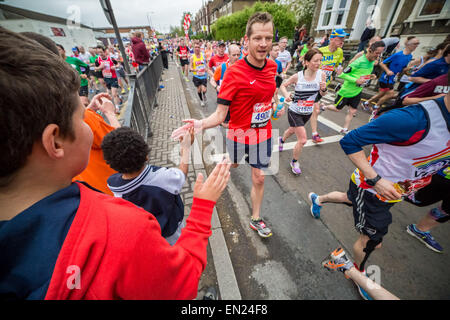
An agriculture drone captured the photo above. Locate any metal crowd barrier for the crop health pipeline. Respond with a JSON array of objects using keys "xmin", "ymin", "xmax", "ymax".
[{"xmin": 122, "ymin": 54, "xmax": 163, "ymax": 138}]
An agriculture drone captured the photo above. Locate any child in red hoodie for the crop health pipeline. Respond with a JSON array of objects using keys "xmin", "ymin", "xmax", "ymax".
[{"xmin": 0, "ymin": 27, "xmax": 231, "ymax": 300}]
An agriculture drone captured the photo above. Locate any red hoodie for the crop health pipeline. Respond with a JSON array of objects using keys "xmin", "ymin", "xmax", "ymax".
[
  {"xmin": 44, "ymin": 182, "xmax": 215, "ymax": 300},
  {"xmin": 131, "ymin": 37, "xmax": 150, "ymax": 65}
]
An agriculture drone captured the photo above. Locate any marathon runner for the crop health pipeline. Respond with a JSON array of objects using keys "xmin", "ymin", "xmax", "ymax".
[
  {"xmin": 57, "ymin": 44, "xmax": 90, "ymax": 106},
  {"xmin": 308, "ymin": 81, "xmax": 450, "ymax": 299},
  {"xmin": 173, "ymin": 12, "xmax": 279, "ymax": 238},
  {"xmin": 177, "ymin": 38, "xmax": 190, "ymax": 81},
  {"xmin": 310, "ymin": 28, "xmax": 347, "ymax": 143},
  {"xmin": 190, "ymin": 41, "xmax": 210, "ymax": 107},
  {"xmin": 363, "ymin": 36, "xmax": 419, "ymax": 111},
  {"xmin": 321, "ymin": 41, "xmax": 385, "ymax": 134},
  {"xmin": 278, "ymin": 49, "xmax": 327, "ymax": 175},
  {"xmin": 276, "ymin": 36, "xmax": 291, "ymax": 77},
  {"xmin": 95, "ymin": 46, "xmax": 122, "ymax": 113},
  {"xmin": 210, "ymin": 44, "xmax": 241, "ymax": 127},
  {"xmin": 207, "ymin": 41, "xmax": 228, "ymax": 78},
  {"xmin": 268, "ymin": 42, "xmax": 284, "ymax": 105}
]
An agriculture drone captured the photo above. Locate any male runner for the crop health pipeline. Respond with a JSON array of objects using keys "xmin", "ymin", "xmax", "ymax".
[
  {"xmin": 174, "ymin": 12, "xmax": 280, "ymax": 237},
  {"xmin": 190, "ymin": 41, "xmax": 209, "ymax": 107},
  {"xmin": 268, "ymin": 42, "xmax": 284, "ymax": 105},
  {"xmin": 177, "ymin": 38, "xmax": 190, "ymax": 81},
  {"xmin": 57, "ymin": 44, "xmax": 90, "ymax": 106},
  {"xmin": 308, "ymin": 79, "xmax": 450, "ymax": 299},
  {"xmin": 322, "ymin": 41, "xmax": 385, "ymax": 134},
  {"xmin": 363, "ymin": 36, "xmax": 419, "ymax": 111},
  {"xmin": 210, "ymin": 44, "xmax": 241, "ymax": 127},
  {"xmin": 276, "ymin": 36, "xmax": 291, "ymax": 77},
  {"xmin": 310, "ymin": 28, "xmax": 347, "ymax": 143},
  {"xmin": 208, "ymin": 41, "xmax": 228, "ymax": 78},
  {"xmin": 95, "ymin": 46, "xmax": 121, "ymax": 113}
]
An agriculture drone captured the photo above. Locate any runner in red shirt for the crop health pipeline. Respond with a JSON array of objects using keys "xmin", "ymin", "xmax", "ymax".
[
  {"xmin": 177, "ymin": 38, "xmax": 190, "ymax": 80},
  {"xmin": 177, "ymin": 12, "xmax": 281, "ymax": 238},
  {"xmin": 207, "ymin": 41, "xmax": 229, "ymax": 78}
]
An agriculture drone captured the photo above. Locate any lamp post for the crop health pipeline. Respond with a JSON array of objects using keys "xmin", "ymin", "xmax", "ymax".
[{"xmin": 147, "ymin": 11, "xmax": 155, "ymax": 38}]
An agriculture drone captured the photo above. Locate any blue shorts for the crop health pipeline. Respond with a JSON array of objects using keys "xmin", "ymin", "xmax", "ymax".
[
  {"xmin": 104, "ymin": 77, "xmax": 119, "ymax": 89},
  {"xmin": 226, "ymin": 138, "xmax": 272, "ymax": 169}
]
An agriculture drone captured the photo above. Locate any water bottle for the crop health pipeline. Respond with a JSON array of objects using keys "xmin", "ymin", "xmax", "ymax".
[{"xmin": 272, "ymin": 97, "xmax": 285, "ymax": 120}]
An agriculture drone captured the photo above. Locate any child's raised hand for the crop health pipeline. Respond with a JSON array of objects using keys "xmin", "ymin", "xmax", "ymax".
[{"xmin": 193, "ymin": 158, "xmax": 231, "ymax": 203}]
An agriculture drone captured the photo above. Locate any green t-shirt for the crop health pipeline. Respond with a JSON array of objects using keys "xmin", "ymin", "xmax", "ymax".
[
  {"xmin": 319, "ymin": 46, "xmax": 344, "ymax": 85},
  {"xmin": 65, "ymin": 56, "xmax": 89, "ymax": 87},
  {"xmin": 337, "ymin": 54, "xmax": 375, "ymax": 98}
]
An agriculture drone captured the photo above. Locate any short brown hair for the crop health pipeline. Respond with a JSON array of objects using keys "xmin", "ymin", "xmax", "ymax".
[
  {"xmin": 0, "ymin": 27, "xmax": 80, "ymax": 185},
  {"xmin": 303, "ymin": 48, "xmax": 323, "ymax": 70},
  {"xmin": 246, "ymin": 12, "xmax": 273, "ymax": 38}
]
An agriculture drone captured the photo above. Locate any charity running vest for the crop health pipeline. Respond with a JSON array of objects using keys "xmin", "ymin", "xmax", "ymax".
[
  {"xmin": 288, "ymin": 70, "xmax": 322, "ymax": 115},
  {"xmin": 191, "ymin": 53, "xmax": 207, "ymax": 79},
  {"xmin": 97, "ymin": 55, "xmax": 116, "ymax": 78},
  {"xmin": 352, "ymin": 99, "xmax": 450, "ymax": 202}
]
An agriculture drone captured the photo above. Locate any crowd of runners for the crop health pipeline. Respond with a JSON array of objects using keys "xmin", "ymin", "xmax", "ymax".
[
  {"xmin": 171, "ymin": 14, "xmax": 449, "ymax": 300},
  {"xmin": 0, "ymin": 9, "xmax": 449, "ymax": 301}
]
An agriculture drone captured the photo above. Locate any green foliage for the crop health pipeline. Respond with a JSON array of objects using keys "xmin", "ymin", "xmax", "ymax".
[
  {"xmin": 211, "ymin": 1, "xmax": 296, "ymax": 41},
  {"xmin": 279, "ymin": 0, "xmax": 315, "ymax": 30}
]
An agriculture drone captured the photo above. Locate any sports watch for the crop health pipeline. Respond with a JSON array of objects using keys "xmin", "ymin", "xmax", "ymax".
[{"xmin": 365, "ymin": 174, "xmax": 382, "ymax": 187}]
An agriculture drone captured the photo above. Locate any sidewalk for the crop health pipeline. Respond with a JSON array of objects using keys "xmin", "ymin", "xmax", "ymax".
[{"xmin": 141, "ymin": 59, "xmax": 240, "ymax": 300}]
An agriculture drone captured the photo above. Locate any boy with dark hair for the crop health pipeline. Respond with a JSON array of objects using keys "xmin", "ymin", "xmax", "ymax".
[
  {"xmin": 0, "ymin": 27, "xmax": 231, "ymax": 300},
  {"xmin": 102, "ymin": 127, "xmax": 194, "ymax": 245}
]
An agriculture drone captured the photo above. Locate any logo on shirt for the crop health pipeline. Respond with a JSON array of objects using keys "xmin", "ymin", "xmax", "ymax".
[{"xmin": 250, "ymin": 80, "xmax": 256, "ymax": 85}]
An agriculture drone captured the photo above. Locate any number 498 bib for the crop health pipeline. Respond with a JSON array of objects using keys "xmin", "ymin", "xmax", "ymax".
[{"xmin": 251, "ymin": 103, "xmax": 272, "ymax": 128}]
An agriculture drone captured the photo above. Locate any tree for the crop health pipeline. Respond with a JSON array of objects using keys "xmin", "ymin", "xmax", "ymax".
[
  {"xmin": 210, "ymin": 2, "xmax": 296, "ymax": 41},
  {"xmin": 279, "ymin": 0, "xmax": 315, "ymax": 30}
]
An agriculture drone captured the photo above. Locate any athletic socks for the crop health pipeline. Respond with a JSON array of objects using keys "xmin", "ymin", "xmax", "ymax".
[{"xmin": 198, "ymin": 92, "xmax": 203, "ymax": 101}]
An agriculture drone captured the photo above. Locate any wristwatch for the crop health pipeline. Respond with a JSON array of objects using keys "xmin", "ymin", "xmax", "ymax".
[{"xmin": 365, "ymin": 174, "xmax": 382, "ymax": 187}]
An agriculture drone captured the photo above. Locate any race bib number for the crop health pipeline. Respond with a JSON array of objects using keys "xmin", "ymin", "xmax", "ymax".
[
  {"xmin": 321, "ymin": 64, "xmax": 334, "ymax": 81},
  {"xmin": 251, "ymin": 103, "xmax": 272, "ymax": 128},
  {"xmin": 102, "ymin": 62, "xmax": 112, "ymax": 78},
  {"xmin": 290, "ymin": 100, "xmax": 314, "ymax": 115},
  {"xmin": 196, "ymin": 67, "xmax": 206, "ymax": 76}
]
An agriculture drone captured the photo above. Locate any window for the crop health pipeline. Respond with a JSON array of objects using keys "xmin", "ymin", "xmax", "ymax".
[
  {"xmin": 318, "ymin": 0, "xmax": 350, "ymax": 30},
  {"xmin": 419, "ymin": 0, "xmax": 446, "ymax": 16}
]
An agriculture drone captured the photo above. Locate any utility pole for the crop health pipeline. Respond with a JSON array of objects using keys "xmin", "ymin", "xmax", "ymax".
[{"xmin": 99, "ymin": 0, "xmax": 132, "ymax": 74}]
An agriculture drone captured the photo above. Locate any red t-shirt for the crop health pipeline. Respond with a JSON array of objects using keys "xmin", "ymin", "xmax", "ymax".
[
  {"xmin": 177, "ymin": 46, "xmax": 189, "ymax": 60},
  {"xmin": 218, "ymin": 57, "xmax": 277, "ymax": 145},
  {"xmin": 208, "ymin": 53, "xmax": 229, "ymax": 71}
]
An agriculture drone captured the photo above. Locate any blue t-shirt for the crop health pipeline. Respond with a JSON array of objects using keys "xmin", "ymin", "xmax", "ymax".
[
  {"xmin": 401, "ymin": 57, "xmax": 449, "ymax": 97},
  {"xmin": 379, "ymin": 51, "xmax": 412, "ymax": 84},
  {"xmin": 275, "ymin": 59, "xmax": 283, "ymax": 74}
]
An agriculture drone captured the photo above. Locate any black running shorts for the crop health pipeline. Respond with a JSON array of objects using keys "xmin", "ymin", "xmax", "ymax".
[{"xmin": 347, "ymin": 180, "xmax": 394, "ymax": 242}]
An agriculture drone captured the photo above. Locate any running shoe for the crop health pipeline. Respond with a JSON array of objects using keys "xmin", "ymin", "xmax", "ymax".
[
  {"xmin": 361, "ymin": 101, "xmax": 370, "ymax": 111},
  {"xmin": 355, "ymin": 269, "xmax": 374, "ymax": 301},
  {"xmin": 290, "ymin": 160, "xmax": 302, "ymax": 175},
  {"xmin": 121, "ymin": 88, "xmax": 126, "ymax": 94},
  {"xmin": 279, "ymin": 137, "xmax": 284, "ymax": 152},
  {"xmin": 203, "ymin": 287, "xmax": 218, "ymax": 300},
  {"xmin": 319, "ymin": 104, "xmax": 326, "ymax": 112},
  {"xmin": 200, "ymin": 101, "xmax": 205, "ymax": 107},
  {"xmin": 369, "ymin": 109, "xmax": 378, "ymax": 122},
  {"xmin": 250, "ymin": 218, "xmax": 273, "ymax": 238},
  {"xmin": 322, "ymin": 247, "xmax": 353, "ymax": 276},
  {"xmin": 339, "ymin": 128, "xmax": 348, "ymax": 135},
  {"xmin": 406, "ymin": 224, "xmax": 443, "ymax": 253},
  {"xmin": 312, "ymin": 134, "xmax": 324, "ymax": 143},
  {"xmin": 308, "ymin": 192, "xmax": 322, "ymax": 219}
]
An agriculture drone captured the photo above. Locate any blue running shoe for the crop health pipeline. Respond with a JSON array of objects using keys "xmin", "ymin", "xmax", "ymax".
[
  {"xmin": 308, "ymin": 192, "xmax": 322, "ymax": 219},
  {"xmin": 356, "ymin": 274, "xmax": 374, "ymax": 301},
  {"xmin": 406, "ymin": 224, "xmax": 443, "ymax": 253}
]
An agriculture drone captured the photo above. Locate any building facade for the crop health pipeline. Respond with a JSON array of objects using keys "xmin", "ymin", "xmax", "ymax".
[
  {"xmin": 0, "ymin": 3, "xmax": 101, "ymax": 52},
  {"xmin": 310, "ymin": 0, "xmax": 449, "ymax": 57}
]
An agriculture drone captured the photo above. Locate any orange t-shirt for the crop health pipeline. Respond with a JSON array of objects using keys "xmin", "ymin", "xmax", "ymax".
[{"xmin": 73, "ymin": 109, "xmax": 117, "ymax": 195}]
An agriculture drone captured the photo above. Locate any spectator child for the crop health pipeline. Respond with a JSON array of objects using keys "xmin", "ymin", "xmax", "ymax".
[{"xmin": 102, "ymin": 127, "xmax": 194, "ymax": 245}]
